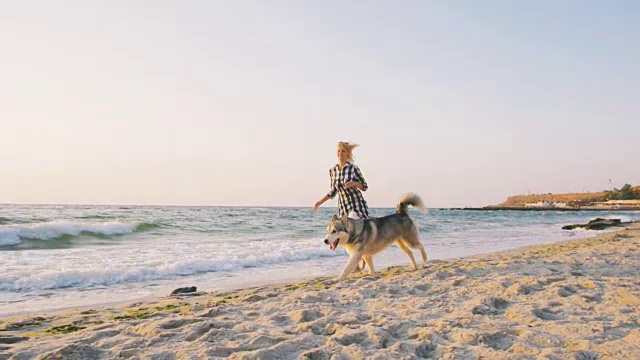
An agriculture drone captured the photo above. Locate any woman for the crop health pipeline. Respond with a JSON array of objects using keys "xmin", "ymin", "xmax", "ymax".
[
  {"xmin": 314, "ymin": 141, "xmax": 369, "ymax": 270},
  {"xmin": 314, "ymin": 141, "xmax": 369, "ymax": 218}
]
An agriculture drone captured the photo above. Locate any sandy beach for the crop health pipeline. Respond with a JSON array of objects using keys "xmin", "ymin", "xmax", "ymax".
[{"xmin": 1, "ymin": 223, "xmax": 639, "ymax": 359}]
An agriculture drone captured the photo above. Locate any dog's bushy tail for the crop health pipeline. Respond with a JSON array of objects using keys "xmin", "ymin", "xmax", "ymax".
[{"xmin": 396, "ymin": 193, "xmax": 426, "ymax": 215}]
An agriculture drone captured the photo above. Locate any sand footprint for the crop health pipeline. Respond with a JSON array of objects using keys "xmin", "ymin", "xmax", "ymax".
[
  {"xmin": 331, "ymin": 326, "xmax": 392, "ymax": 349},
  {"xmin": 0, "ymin": 335, "xmax": 29, "ymax": 344},
  {"xmin": 184, "ymin": 322, "xmax": 216, "ymax": 342},
  {"xmin": 472, "ymin": 297, "xmax": 509, "ymax": 315},
  {"xmin": 476, "ymin": 331, "xmax": 515, "ymax": 351},
  {"xmin": 156, "ymin": 317, "xmax": 201, "ymax": 330},
  {"xmin": 538, "ymin": 276, "xmax": 566, "ymax": 285},
  {"xmin": 300, "ymin": 347, "xmax": 331, "ymax": 360},
  {"xmin": 241, "ymin": 334, "xmax": 286, "ymax": 350},
  {"xmin": 532, "ymin": 307, "xmax": 563, "ymax": 320},
  {"xmin": 574, "ymin": 349, "xmax": 600, "ymax": 360},
  {"xmin": 558, "ymin": 285, "xmax": 578, "ymax": 297},
  {"xmin": 407, "ymin": 283, "xmax": 432, "ymax": 296},
  {"xmin": 2, "ymin": 316, "xmax": 48, "ymax": 331},
  {"xmin": 291, "ymin": 309, "xmax": 323, "ymax": 323},
  {"xmin": 40, "ymin": 344, "xmax": 107, "ymax": 359}
]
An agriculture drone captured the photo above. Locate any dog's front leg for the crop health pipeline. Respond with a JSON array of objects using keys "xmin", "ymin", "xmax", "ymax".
[
  {"xmin": 363, "ymin": 255, "xmax": 375, "ymax": 275},
  {"xmin": 338, "ymin": 252, "xmax": 364, "ymax": 280}
]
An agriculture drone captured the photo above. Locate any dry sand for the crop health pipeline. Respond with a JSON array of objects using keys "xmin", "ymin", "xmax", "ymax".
[{"xmin": 1, "ymin": 223, "xmax": 639, "ymax": 359}]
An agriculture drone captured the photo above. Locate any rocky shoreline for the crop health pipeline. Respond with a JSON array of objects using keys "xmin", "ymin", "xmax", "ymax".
[{"xmin": 451, "ymin": 207, "xmax": 640, "ymax": 211}]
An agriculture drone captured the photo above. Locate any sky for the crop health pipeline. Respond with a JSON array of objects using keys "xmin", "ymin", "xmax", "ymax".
[{"xmin": 1, "ymin": 1, "xmax": 639, "ymax": 208}]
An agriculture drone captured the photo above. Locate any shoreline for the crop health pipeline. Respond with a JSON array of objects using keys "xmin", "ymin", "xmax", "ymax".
[
  {"xmin": 2, "ymin": 223, "xmax": 639, "ymax": 358},
  {"xmin": 451, "ymin": 207, "xmax": 640, "ymax": 211}
]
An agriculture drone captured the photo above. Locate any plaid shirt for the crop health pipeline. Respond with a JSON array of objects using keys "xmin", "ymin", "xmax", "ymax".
[{"xmin": 327, "ymin": 162, "xmax": 369, "ymax": 218}]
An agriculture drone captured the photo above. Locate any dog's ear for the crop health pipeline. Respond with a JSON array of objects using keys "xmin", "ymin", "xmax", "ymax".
[
  {"xmin": 331, "ymin": 215, "xmax": 338, "ymax": 221},
  {"xmin": 341, "ymin": 213, "xmax": 348, "ymax": 223}
]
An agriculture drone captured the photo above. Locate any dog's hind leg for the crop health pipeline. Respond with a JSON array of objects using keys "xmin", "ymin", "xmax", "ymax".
[
  {"xmin": 417, "ymin": 244, "xmax": 428, "ymax": 266},
  {"xmin": 362, "ymin": 255, "xmax": 375, "ymax": 275},
  {"xmin": 405, "ymin": 229, "xmax": 428, "ymax": 267},
  {"xmin": 396, "ymin": 240, "xmax": 418, "ymax": 270},
  {"xmin": 339, "ymin": 252, "xmax": 364, "ymax": 280}
]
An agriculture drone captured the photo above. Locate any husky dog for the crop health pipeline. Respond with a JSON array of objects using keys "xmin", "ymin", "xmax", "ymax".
[{"xmin": 324, "ymin": 193, "xmax": 428, "ymax": 279}]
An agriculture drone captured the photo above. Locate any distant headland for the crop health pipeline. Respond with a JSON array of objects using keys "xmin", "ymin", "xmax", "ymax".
[{"xmin": 461, "ymin": 184, "xmax": 640, "ymax": 211}]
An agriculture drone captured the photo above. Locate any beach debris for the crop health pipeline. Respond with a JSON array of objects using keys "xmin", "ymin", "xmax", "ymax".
[
  {"xmin": 562, "ymin": 218, "xmax": 623, "ymax": 230},
  {"xmin": 170, "ymin": 286, "xmax": 197, "ymax": 295},
  {"xmin": 44, "ymin": 324, "xmax": 86, "ymax": 335}
]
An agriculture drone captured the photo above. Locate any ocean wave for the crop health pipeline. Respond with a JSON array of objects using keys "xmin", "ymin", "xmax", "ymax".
[
  {"xmin": 0, "ymin": 248, "xmax": 340, "ymax": 291},
  {"xmin": 0, "ymin": 220, "xmax": 156, "ymax": 246},
  {"xmin": 74, "ymin": 215, "xmax": 118, "ymax": 220}
]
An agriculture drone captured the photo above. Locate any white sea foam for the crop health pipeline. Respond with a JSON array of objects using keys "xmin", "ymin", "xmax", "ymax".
[
  {"xmin": 0, "ymin": 220, "xmax": 140, "ymax": 246},
  {"xmin": 0, "ymin": 247, "xmax": 340, "ymax": 291}
]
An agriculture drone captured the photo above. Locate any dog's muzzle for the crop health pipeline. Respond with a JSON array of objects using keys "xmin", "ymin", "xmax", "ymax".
[{"xmin": 324, "ymin": 238, "xmax": 339, "ymax": 251}]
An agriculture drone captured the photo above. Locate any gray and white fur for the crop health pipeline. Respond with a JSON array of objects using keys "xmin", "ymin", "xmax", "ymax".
[{"xmin": 324, "ymin": 193, "xmax": 428, "ymax": 279}]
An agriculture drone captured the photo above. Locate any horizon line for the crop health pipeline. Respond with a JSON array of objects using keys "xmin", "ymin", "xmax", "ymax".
[{"xmin": 0, "ymin": 202, "xmax": 460, "ymax": 209}]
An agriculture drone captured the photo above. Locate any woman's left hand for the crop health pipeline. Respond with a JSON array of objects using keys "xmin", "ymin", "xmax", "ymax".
[{"xmin": 344, "ymin": 181, "xmax": 360, "ymax": 190}]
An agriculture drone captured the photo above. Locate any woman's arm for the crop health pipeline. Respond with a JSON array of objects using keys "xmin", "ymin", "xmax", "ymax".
[
  {"xmin": 345, "ymin": 165, "xmax": 368, "ymax": 191},
  {"xmin": 315, "ymin": 168, "xmax": 337, "ymax": 212},
  {"xmin": 314, "ymin": 195, "xmax": 331, "ymax": 212}
]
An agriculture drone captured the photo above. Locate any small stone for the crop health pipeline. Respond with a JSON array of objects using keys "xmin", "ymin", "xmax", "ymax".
[{"xmin": 171, "ymin": 286, "xmax": 197, "ymax": 295}]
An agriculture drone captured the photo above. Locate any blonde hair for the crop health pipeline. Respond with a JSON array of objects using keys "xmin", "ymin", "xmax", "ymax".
[{"xmin": 337, "ymin": 141, "xmax": 359, "ymax": 163}]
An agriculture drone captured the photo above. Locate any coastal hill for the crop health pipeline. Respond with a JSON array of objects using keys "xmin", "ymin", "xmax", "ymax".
[
  {"xmin": 491, "ymin": 184, "xmax": 640, "ymax": 208},
  {"xmin": 495, "ymin": 192, "xmax": 606, "ymax": 207}
]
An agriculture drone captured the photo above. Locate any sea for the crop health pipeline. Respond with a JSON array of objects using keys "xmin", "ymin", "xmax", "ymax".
[{"xmin": 1, "ymin": 204, "xmax": 639, "ymax": 317}]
